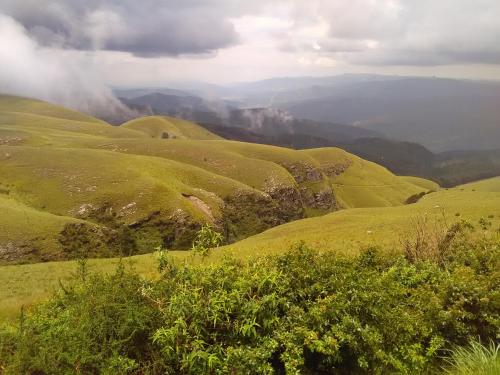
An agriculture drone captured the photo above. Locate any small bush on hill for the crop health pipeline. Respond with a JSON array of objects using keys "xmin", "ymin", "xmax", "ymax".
[
  {"xmin": 191, "ymin": 224, "xmax": 224, "ymax": 258},
  {"xmin": 405, "ymin": 191, "xmax": 429, "ymax": 204},
  {"xmin": 0, "ymin": 232, "xmax": 498, "ymax": 374}
]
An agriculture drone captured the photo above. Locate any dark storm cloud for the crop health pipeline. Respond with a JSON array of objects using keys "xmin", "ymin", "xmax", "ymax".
[{"xmin": 0, "ymin": 0, "xmax": 245, "ymax": 56}]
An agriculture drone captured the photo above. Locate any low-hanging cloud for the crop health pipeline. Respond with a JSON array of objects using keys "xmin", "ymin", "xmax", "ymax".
[{"xmin": 0, "ymin": 14, "xmax": 135, "ymax": 120}]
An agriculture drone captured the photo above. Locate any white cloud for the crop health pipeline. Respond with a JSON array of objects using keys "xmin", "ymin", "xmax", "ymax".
[
  {"xmin": 284, "ymin": 0, "xmax": 500, "ymax": 66},
  {"xmin": 0, "ymin": 14, "xmax": 133, "ymax": 118}
]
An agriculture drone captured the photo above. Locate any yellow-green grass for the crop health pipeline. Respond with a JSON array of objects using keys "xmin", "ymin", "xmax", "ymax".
[
  {"xmin": 304, "ymin": 148, "xmax": 429, "ymax": 208},
  {"xmin": 81, "ymin": 138, "xmax": 298, "ymax": 192},
  {"xmin": 401, "ymin": 176, "xmax": 440, "ymax": 191},
  {"xmin": 1, "ymin": 178, "xmax": 498, "ymax": 323},
  {"xmin": 0, "ymin": 145, "xmax": 266, "ymax": 226},
  {"xmin": 0, "ymin": 195, "xmax": 83, "ymax": 261},
  {"xmin": 222, "ymin": 177, "xmax": 500, "ymax": 257},
  {"xmin": 458, "ymin": 176, "xmax": 500, "ymax": 192},
  {"xmin": 0, "ymin": 95, "xmax": 429, "ymax": 210},
  {"xmin": 0, "ymin": 95, "xmax": 105, "ymax": 124},
  {"xmin": 71, "ymin": 138, "xmax": 430, "ymax": 210},
  {"xmin": 0, "ymin": 112, "xmax": 147, "ymax": 145},
  {"xmin": 122, "ymin": 115, "xmax": 222, "ymax": 140}
]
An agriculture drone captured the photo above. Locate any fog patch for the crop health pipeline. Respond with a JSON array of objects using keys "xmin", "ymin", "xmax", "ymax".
[
  {"xmin": 241, "ymin": 107, "xmax": 294, "ymax": 133},
  {"xmin": 0, "ymin": 14, "xmax": 135, "ymax": 121}
]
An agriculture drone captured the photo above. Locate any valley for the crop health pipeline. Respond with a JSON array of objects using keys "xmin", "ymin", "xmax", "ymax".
[
  {"xmin": 0, "ymin": 93, "xmax": 498, "ymax": 324},
  {"xmin": 0, "ymin": 95, "xmax": 427, "ymax": 264}
]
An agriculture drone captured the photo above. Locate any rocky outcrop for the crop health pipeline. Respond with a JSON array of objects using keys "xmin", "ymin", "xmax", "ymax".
[
  {"xmin": 320, "ymin": 162, "xmax": 352, "ymax": 178},
  {"xmin": 300, "ymin": 188, "xmax": 338, "ymax": 210},
  {"xmin": 128, "ymin": 209, "xmax": 203, "ymax": 250},
  {"xmin": 59, "ymin": 222, "xmax": 137, "ymax": 259},
  {"xmin": 277, "ymin": 161, "xmax": 340, "ymax": 212},
  {"xmin": 222, "ymin": 189, "xmax": 298, "ymax": 242},
  {"xmin": 0, "ymin": 242, "xmax": 40, "ymax": 263},
  {"xmin": 281, "ymin": 162, "xmax": 323, "ymax": 183}
]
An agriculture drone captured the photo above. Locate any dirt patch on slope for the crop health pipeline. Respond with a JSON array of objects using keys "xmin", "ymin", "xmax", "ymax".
[{"xmin": 182, "ymin": 194, "xmax": 215, "ymax": 222}]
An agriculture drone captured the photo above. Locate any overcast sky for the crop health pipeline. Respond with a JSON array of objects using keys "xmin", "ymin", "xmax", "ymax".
[{"xmin": 1, "ymin": 0, "xmax": 500, "ymax": 89}]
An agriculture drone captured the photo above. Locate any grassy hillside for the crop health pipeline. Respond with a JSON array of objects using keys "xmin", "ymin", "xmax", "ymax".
[
  {"xmin": 454, "ymin": 176, "xmax": 500, "ymax": 192},
  {"xmin": 303, "ymin": 148, "xmax": 428, "ymax": 208},
  {"xmin": 0, "ymin": 195, "xmax": 84, "ymax": 262},
  {"xmin": 0, "ymin": 177, "xmax": 498, "ymax": 323},
  {"xmin": 0, "ymin": 95, "xmax": 432, "ymax": 264},
  {"xmin": 401, "ymin": 175, "xmax": 440, "ymax": 191},
  {"xmin": 223, "ymin": 177, "xmax": 500, "ymax": 256},
  {"xmin": 122, "ymin": 115, "xmax": 222, "ymax": 140},
  {"xmin": 0, "ymin": 95, "xmax": 105, "ymax": 124}
]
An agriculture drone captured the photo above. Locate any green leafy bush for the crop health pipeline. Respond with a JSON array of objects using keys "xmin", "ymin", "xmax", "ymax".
[
  {"xmin": 0, "ymin": 235, "xmax": 498, "ymax": 374},
  {"xmin": 191, "ymin": 224, "xmax": 223, "ymax": 257}
]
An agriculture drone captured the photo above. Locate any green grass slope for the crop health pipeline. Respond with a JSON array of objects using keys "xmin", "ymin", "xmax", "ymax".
[
  {"xmin": 401, "ymin": 176, "xmax": 440, "ymax": 191},
  {"xmin": 0, "ymin": 195, "xmax": 84, "ymax": 262},
  {"xmin": 223, "ymin": 177, "xmax": 500, "ymax": 257},
  {"xmin": 303, "ymin": 148, "xmax": 429, "ymax": 208},
  {"xmin": 0, "ymin": 144, "xmax": 288, "ymax": 260},
  {"xmin": 122, "ymin": 115, "xmax": 222, "ymax": 140},
  {"xmin": 0, "ymin": 95, "xmax": 105, "ymax": 124},
  {"xmin": 84, "ymin": 139, "xmax": 429, "ymax": 212},
  {"xmin": 458, "ymin": 176, "xmax": 500, "ymax": 192},
  {"xmin": 0, "ymin": 111, "xmax": 147, "ymax": 145}
]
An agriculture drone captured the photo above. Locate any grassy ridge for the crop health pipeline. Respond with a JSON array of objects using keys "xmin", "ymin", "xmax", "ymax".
[
  {"xmin": 0, "ymin": 95, "xmax": 105, "ymax": 124},
  {"xmin": 0, "ymin": 196, "xmax": 84, "ymax": 262},
  {"xmin": 304, "ymin": 148, "xmax": 428, "ymax": 208},
  {"xmin": 122, "ymin": 115, "xmax": 222, "ymax": 140}
]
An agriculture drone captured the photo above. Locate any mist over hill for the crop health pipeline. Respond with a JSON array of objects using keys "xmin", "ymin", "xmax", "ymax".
[
  {"xmin": 121, "ymin": 93, "xmax": 381, "ymax": 142},
  {"xmin": 119, "ymin": 74, "xmax": 500, "ymax": 152},
  {"xmin": 238, "ymin": 75, "xmax": 500, "ymax": 152}
]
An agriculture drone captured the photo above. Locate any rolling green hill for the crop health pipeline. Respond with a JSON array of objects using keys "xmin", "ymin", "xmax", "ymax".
[
  {"xmin": 0, "ymin": 95, "xmax": 106, "ymax": 124},
  {"xmin": 0, "ymin": 95, "xmax": 432, "ymax": 264},
  {"xmin": 122, "ymin": 115, "xmax": 222, "ymax": 140},
  {"xmin": 223, "ymin": 177, "xmax": 500, "ymax": 257},
  {"xmin": 0, "ymin": 177, "xmax": 498, "ymax": 322}
]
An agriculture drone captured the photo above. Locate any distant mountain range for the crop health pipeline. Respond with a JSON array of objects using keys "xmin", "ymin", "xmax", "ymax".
[
  {"xmin": 115, "ymin": 74, "xmax": 500, "ymax": 186},
  {"xmin": 276, "ymin": 78, "xmax": 500, "ymax": 152},
  {"xmin": 199, "ymin": 123, "xmax": 500, "ymax": 187},
  {"xmin": 117, "ymin": 74, "xmax": 500, "ymax": 152}
]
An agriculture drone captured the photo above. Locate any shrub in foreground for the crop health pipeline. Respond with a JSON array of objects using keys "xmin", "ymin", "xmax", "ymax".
[{"xmin": 0, "ymin": 236, "xmax": 498, "ymax": 374}]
